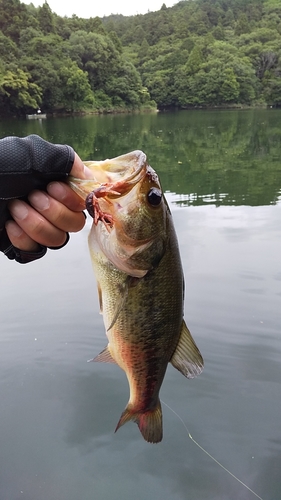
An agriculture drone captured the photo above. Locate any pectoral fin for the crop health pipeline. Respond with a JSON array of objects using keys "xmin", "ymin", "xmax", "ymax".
[
  {"xmin": 88, "ymin": 344, "xmax": 116, "ymax": 364},
  {"xmin": 170, "ymin": 320, "xmax": 204, "ymax": 378}
]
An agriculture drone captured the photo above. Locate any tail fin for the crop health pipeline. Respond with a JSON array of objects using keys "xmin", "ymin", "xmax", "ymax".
[{"xmin": 115, "ymin": 400, "xmax": 162, "ymax": 444}]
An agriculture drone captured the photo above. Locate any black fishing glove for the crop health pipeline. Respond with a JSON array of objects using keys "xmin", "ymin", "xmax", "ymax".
[{"xmin": 0, "ymin": 135, "xmax": 75, "ymax": 263}]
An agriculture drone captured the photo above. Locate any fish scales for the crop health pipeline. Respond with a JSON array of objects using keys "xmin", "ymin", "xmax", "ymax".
[{"xmin": 89, "ymin": 215, "xmax": 183, "ymax": 389}]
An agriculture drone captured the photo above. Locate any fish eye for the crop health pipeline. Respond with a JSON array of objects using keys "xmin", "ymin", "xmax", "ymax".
[{"xmin": 147, "ymin": 188, "xmax": 162, "ymax": 207}]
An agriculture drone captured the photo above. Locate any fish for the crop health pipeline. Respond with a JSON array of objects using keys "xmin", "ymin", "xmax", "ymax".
[{"xmin": 69, "ymin": 150, "xmax": 204, "ymax": 444}]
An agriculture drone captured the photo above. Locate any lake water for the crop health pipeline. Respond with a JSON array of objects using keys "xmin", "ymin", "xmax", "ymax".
[{"xmin": 0, "ymin": 110, "xmax": 280, "ymax": 500}]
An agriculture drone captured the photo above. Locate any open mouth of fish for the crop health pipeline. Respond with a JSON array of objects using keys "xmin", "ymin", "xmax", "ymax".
[
  {"xmin": 68, "ymin": 150, "xmax": 147, "ymax": 199},
  {"xmin": 68, "ymin": 150, "xmax": 148, "ymax": 230}
]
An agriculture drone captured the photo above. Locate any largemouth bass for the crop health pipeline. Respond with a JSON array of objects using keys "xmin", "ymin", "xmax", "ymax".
[{"xmin": 69, "ymin": 151, "xmax": 203, "ymax": 443}]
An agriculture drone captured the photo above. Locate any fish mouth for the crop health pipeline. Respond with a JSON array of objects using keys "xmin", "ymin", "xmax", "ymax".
[
  {"xmin": 68, "ymin": 151, "xmax": 148, "ymax": 202},
  {"xmin": 103, "ymin": 158, "xmax": 147, "ymax": 200}
]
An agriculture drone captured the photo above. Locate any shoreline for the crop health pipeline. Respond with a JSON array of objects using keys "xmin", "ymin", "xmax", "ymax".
[{"xmin": 1, "ymin": 103, "xmax": 276, "ymax": 121}]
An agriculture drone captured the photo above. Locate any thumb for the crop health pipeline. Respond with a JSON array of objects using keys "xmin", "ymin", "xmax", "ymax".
[{"xmin": 70, "ymin": 153, "xmax": 95, "ymax": 180}]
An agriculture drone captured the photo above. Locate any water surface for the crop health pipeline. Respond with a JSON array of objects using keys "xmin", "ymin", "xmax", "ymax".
[{"xmin": 0, "ymin": 110, "xmax": 280, "ymax": 500}]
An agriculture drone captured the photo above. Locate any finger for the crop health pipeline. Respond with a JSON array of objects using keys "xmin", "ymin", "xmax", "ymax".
[
  {"xmin": 5, "ymin": 220, "xmax": 40, "ymax": 252},
  {"xmin": 70, "ymin": 153, "xmax": 95, "ymax": 179},
  {"xmin": 47, "ymin": 154, "xmax": 95, "ymax": 209},
  {"xmin": 8, "ymin": 199, "xmax": 67, "ymax": 248},
  {"xmin": 28, "ymin": 191, "xmax": 86, "ymax": 233},
  {"xmin": 47, "ymin": 181, "xmax": 85, "ymax": 211}
]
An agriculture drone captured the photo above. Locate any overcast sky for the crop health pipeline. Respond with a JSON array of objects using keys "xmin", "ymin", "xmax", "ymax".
[{"xmin": 21, "ymin": 0, "xmax": 177, "ymax": 18}]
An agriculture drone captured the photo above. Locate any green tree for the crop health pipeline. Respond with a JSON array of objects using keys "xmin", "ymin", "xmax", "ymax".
[
  {"xmin": 220, "ymin": 68, "xmax": 240, "ymax": 102},
  {"xmin": 187, "ymin": 9, "xmax": 211, "ymax": 35},
  {"xmin": 37, "ymin": 1, "xmax": 56, "ymax": 35},
  {"xmin": 19, "ymin": 27, "xmax": 42, "ymax": 47},
  {"xmin": 24, "ymin": 33, "xmax": 63, "ymax": 58},
  {"xmin": 59, "ymin": 63, "xmax": 94, "ymax": 111},
  {"xmin": 235, "ymin": 13, "xmax": 251, "ymax": 36},
  {"xmin": 85, "ymin": 17, "xmax": 107, "ymax": 35},
  {"xmin": 223, "ymin": 8, "xmax": 235, "ymax": 28},
  {"xmin": 0, "ymin": 30, "xmax": 18, "ymax": 62},
  {"xmin": 66, "ymin": 30, "xmax": 119, "ymax": 90},
  {"xmin": 54, "ymin": 15, "xmax": 71, "ymax": 40},
  {"xmin": 105, "ymin": 59, "xmax": 143, "ymax": 108},
  {"xmin": 108, "ymin": 31, "xmax": 123, "ymax": 54},
  {"xmin": 262, "ymin": 70, "xmax": 281, "ymax": 105},
  {"xmin": 212, "ymin": 24, "xmax": 225, "ymax": 40},
  {"xmin": 143, "ymin": 69, "xmax": 174, "ymax": 107},
  {"xmin": 0, "ymin": 0, "xmax": 28, "ymax": 42},
  {"xmin": 185, "ymin": 45, "xmax": 204, "ymax": 74},
  {"xmin": 0, "ymin": 68, "xmax": 41, "ymax": 113},
  {"xmin": 21, "ymin": 54, "xmax": 64, "ymax": 111}
]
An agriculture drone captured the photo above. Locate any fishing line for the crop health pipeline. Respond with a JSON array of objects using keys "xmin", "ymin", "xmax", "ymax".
[{"xmin": 161, "ymin": 400, "xmax": 264, "ymax": 500}]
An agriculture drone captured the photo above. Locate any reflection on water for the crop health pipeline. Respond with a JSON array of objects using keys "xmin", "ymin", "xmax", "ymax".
[
  {"xmin": 0, "ymin": 110, "xmax": 280, "ymax": 500},
  {"xmin": 1, "ymin": 108, "xmax": 281, "ymax": 207}
]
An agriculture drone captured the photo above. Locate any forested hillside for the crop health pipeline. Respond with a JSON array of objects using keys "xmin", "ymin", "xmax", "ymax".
[{"xmin": 1, "ymin": 0, "xmax": 281, "ymax": 115}]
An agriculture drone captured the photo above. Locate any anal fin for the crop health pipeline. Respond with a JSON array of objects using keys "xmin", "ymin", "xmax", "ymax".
[{"xmin": 87, "ymin": 344, "xmax": 116, "ymax": 364}]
